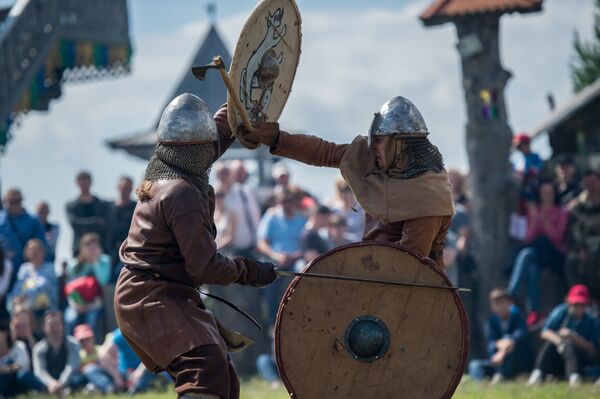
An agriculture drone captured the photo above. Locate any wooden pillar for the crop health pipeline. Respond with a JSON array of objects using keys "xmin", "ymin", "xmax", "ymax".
[{"xmin": 454, "ymin": 15, "xmax": 516, "ymax": 350}]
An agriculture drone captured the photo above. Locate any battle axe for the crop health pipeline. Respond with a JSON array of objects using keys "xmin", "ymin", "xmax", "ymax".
[{"xmin": 192, "ymin": 55, "xmax": 256, "ymax": 135}]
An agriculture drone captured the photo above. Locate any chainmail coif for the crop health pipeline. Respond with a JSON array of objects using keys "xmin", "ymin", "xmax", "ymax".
[
  {"xmin": 144, "ymin": 143, "xmax": 215, "ymax": 193},
  {"xmin": 401, "ymin": 137, "xmax": 445, "ymax": 178}
]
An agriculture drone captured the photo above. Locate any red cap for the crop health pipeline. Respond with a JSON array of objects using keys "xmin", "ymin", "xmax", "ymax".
[
  {"xmin": 513, "ymin": 132, "xmax": 531, "ymax": 146},
  {"xmin": 567, "ymin": 284, "xmax": 590, "ymax": 305},
  {"xmin": 73, "ymin": 324, "xmax": 95, "ymax": 341}
]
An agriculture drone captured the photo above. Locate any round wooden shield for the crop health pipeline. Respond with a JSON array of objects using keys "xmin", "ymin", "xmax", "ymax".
[
  {"xmin": 227, "ymin": 0, "xmax": 301, "ymax": 133},
  {"xmin": 275, "ymin": 242, "xmax": 468, "ymax": 399}
]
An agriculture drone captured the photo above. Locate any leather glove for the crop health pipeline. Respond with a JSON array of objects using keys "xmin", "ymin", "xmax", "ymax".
[
  {"xmin": 247, "ymin": 260, "xmax": 277, "ymax": 288},
  {"xmin": 238, "ymin": 122, "xmax": 280, "ymax": 149}
]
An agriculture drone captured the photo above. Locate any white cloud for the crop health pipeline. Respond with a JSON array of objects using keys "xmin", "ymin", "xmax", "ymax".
[{"xmin": 1, "ymin": 0, "xmax": 594, "ymax": 264}]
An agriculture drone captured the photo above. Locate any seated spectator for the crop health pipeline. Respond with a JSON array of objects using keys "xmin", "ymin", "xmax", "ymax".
[
  {"xmin": 330, "ymin": 177, "xmax": 364, "ymax": 242},
  {"xmin": 256, "ymin": 331, "xmax": 280, "ymax": 390},
  {"xmin": 0, "ymin": 320, "xmax": 44, "ymax": 396},
  {"xmin": 33, "ymin": 310, "xmax": 82, "ymax": 395},
  {"xmin": 300, "ymin": 205, "xmax": 332, "ymax": 264},
  {"xmin": 554, "ymin": 156, "xmax": 581, "ymax": 206},
  {"xmin": 99, "ymin": 328, "xmax": 167, "ymax": 394},
  {"xmin": 73, "ymin": 324, "xmax": 114, "ymax": 394},
  {"xmin": 10, "ymin": 306, "xmax": 39, "ymax": 362},
  {"xmin": 327, "ymin": 215, "xmax": 352, "ymax": 247},
  {"xmin": 528, "ymin": 285, "xmax": 599, "ymax": 387},
  {"xmin": 565, "ymin": 168, "xmax": 600, "ymax": 301},
  {"xmin": 507, "ymin": 181, "xmax": 569, "ymax": 326},
  {"xmin": 7, "ymin": 239, "xmax": 58, "ymax": 325},
  {"xmin": 214, "ymin": 186, "xmax": 237, "ymax": 252},
  {"xmin": 468, "ymin": 289, "xmax": 532, "ymax": 383},
  {"xmin": 64, "ymin": 233, "xmax": 110, "ymax": 340}
]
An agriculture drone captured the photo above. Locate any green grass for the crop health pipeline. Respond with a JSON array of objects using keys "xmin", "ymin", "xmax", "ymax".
[{"xmin": 18, "ymin": 378, "xmax": 600, "ymax": 398}]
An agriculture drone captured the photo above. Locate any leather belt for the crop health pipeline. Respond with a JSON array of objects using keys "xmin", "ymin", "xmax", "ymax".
[{"xmin": 124, "ymin": 264, "xmax": 261, "ymax": 330}]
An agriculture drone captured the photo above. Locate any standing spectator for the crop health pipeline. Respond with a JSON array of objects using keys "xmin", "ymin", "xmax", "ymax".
[
  {"xmin": 528, "ymin": 285, "xmax": 599, "ymax": 387},
  {"xmin": 66, "ymin": 171, "xmax": 110, "ymax": 255},
  {"xmin": 64, "ymin": 233, "xmax": 110, "ymax": 340},
  {"xmin": 330, "ymin": 177, "xmax": 364, "ymax": 242},
  {"xmin": 7, "ymin": 239, "xmax": 58, "ymax": 326},
  {"xmin": 555, "ymin": 156, "xmax": 582, "ymax": 206},
  {"xmin": 214, "ymin": 161, "xmax": 232, "ymax": 190},
  {"xmin": 327, "ymin": 215, "xmax": 352, "ymax": 247},
  {"xmin": 33, "ymin": 310, "xmax": 82, "ymax": 395},
  {"xmin": 214, "ymin": 186, "xmax": 236, "ymax": 251},
  {"xmin": 0, "ymin": 247, "xmax": 12, "ymax": 321},
  {"xmin": 0, "ymin": 188, "xmax": 46, "ymax": 279},
  {"xmin": 507, "ymin": 181, "xmax": 569, "ymax": 326},
  {"xmin": 227, "ymin": 161, "xmax": 262, "ymax": 258},
  {"xmin": 35, "ymin": 202, "xmax": 59, "ymax": 262},
  {"xmin": 300, "ymin": 205, "xmax": 332, "ymax": 264},
  {"xmin": 107, "ymin": 176, "xmax": 136, "ymax": 279},
  {"xmin": 272, "ymin": 163, "xmax": 290, "ymax": 190},
  {"xmin": 468, "ymin": 289, "xmax": 532, "ymax": 383},
  {"xmin": 513, "ymin": 133, "xmax": 544, "ymax": 212},
  {"xmin": 565, "ymin": 169, "xmax": 600, "ymax": 301},
  {"xmin": 257, "ymin": 188, "xmax": 307, "ymax": 325},
  {"xmin": 0, "ymin": 320, "xmax": 44, "ymax": 396},
  {"xmin": 447, "ymin": 168, "xmax": 470, "ymax": 206},
  {"xmin": 512, "ymin": 133, "xmax": 544, "ymax": 178},
  {"xmin": 73, "ymin": 324, "xmax": 115, "ymax": 394}
]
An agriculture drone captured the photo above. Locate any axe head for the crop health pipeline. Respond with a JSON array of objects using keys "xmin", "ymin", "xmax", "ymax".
[{"xmin": 191, "ymin": 56, "xmax": 225, "ymax": 81}]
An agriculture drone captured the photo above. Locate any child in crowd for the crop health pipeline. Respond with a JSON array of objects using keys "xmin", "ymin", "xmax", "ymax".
[
  {"xmin": 469, "ymin": 288, "xmax": 533, "ymax": 383},
  {"xmin": 74, "ymin": 324, "xmax": 115, "ymax": 394},
  {"xmin": 528, "ymin": 284, "xmax": 599, "ymax": 387}
]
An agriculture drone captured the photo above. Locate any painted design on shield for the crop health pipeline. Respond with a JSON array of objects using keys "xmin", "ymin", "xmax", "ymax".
[{"xmin": 239, "ymin": 7, "xmax": 286, "ymax": 121}]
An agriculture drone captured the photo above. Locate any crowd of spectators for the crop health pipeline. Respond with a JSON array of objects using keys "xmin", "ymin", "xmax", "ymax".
[
  {"xmin": 464, "ymin": 132, "xmax": 600, "ymax": 387},
  {"xmin": 1, "ymin": 135, "xmax": 600, "ymax": 395},
  {"xmin": 0, "ymin": 172, "xmax": 170, "ymax": 396},
  {"xmin": 0, "ymin": 161, "xmax": 363, "ymax": 396}
]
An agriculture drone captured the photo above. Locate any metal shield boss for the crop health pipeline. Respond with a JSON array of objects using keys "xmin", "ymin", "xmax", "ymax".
[
  {"xmin": 275, "ymin": 242, "xmax": 469, "ymax": 399},
  {"xmin": 227, "ymin": 0, "xmax": 302, "ymax": 135}
]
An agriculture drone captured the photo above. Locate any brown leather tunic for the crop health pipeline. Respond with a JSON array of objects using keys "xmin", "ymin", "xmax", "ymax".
[
  {"xmin": 114, "ymin": 107, "xmax": 259, "ymax": 372},
  {"xmin": 271, "ymin": 131, "xmax": 451, "ymax": 266}
]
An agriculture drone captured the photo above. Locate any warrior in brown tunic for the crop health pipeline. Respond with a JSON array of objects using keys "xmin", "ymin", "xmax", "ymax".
[
  {"xmin": 241, "ymin": 96, "xmax": 454, "ymax": 268},
  {"xmin": 114, "ymin": 94, "xmax": 276, "ymax": 399}
]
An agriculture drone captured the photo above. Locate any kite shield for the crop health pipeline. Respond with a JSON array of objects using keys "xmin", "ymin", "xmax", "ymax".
[
  {"xmin": 275, "ymin": 242, "xmax": 469, "ymax": 399},
  {"xmin": 227, "ymin": 0, "xmax": 301, "ymax": 139}
]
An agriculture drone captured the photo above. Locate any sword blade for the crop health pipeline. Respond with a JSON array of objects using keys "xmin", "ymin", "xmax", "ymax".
[{"xmin": 275, "ymin": 269, "xmax": 470, "ymax": 292}]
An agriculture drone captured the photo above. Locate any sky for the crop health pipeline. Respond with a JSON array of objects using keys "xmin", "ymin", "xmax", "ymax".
[{"xmin": 0, "ymin": 0, "xmax": 596, "ymax": 265}]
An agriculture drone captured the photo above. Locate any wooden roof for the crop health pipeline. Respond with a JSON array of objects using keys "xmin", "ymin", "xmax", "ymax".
[
  {"xmin": 420, "ymin": 0, "xmax": 543, "ymax": 26},
  {"xmin": 107, "ymin": 24, "xmax": 231, "ymax": 160},
  {"xmin": 531, "ymin": 78, "xmax": 600, "ymax": 137}
]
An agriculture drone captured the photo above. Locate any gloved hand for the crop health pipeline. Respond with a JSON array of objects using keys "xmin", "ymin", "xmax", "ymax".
[
  {"xmin": 247, "ymin": 260, "xmax": 277, "ymax": 288},
  {"xmin": 237, "ymin": 122, "xmax": 280, "ymax": 149}
]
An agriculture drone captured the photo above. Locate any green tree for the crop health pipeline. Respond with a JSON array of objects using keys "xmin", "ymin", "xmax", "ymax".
[{"xmin": 571, "ymin": 0, "xmax": 600, "ymax": 92}]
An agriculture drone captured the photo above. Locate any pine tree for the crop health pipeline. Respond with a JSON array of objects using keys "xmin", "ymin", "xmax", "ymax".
[{"xmin": 571, "ymin": 0, "xmax": 600, "ymax": 92}]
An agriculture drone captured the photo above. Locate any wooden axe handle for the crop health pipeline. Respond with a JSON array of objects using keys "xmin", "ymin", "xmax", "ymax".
[{"xmin": 213, "ymin": 56, "xmax": 256, "ymax": 136}]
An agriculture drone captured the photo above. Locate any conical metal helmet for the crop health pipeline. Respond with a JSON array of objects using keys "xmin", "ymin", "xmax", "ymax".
[
  {"xmin": 157, "ymin": 93, "xmax": 218, "ymax": 144},
  {"xmin": 368, "ymin": 96, "xmax": 429, "ymax": 145}
]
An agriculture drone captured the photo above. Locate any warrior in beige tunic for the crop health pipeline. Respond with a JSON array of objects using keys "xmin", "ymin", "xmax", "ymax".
[{"xmin": 241, "ymin": 96, "xmax": 454, "ymax": 268}]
